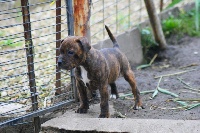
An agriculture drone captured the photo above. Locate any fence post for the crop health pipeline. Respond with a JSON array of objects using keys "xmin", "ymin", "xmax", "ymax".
[
  {"xmin": 144, "ymin": 0, "xmax": 167, "ymax": 50},
  {"xmin": 73, "ymin": 0, "xmax": 91, "ymax": 99},
  {"xmin": 73, "ymin": 0, "xmax": 91, "ymax": 42},
  {"xmin": 65, "ymin": 0, "xmax": 78, "ymax": 102},
  {"xmin": 21, "ymin": 0, "xmax": 40, "ymax": 132},
  {"xmin": 55, "ymin": 0, "xmax": 62, "ymax": 95}
]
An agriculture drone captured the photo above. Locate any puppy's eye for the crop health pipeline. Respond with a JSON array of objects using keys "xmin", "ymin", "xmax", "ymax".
[{"xmin": 67, "ymin": 50, "xmax": 74, "ymax": 56}]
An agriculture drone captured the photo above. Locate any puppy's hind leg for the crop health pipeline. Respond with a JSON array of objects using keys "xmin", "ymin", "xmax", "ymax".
[
  {"xmin": 123, "ymin": 70, "xmax": 144, "ymax": 110},
  {"xmin": 109, "ymin": 82, "xmax": 119, "ymax": 99}
]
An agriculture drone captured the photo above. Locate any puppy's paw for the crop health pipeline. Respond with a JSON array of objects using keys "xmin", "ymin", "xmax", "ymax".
[
  {"xmin": 110, "ymin": 94, "xmax": 119, "ymax": 99},
  {"xmin": 133, "ymin": 100, "xmax": 144, "ymax": 110},
  {"xmin": 98, "ymin": 113, "xmax": 109, "ymax": 118},
  {"xmin": 110, "ymin": 94, "xmax": 117, "ymax": 99},
  {"xmin": 133, "ymin": 105, "xmax": 145, "ymax": 110},
  {"xmin": 75, "ymin": 108, "xmax": 88, "ymax": 113}
]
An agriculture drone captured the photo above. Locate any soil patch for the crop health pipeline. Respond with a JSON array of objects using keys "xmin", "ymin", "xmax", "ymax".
[{"xmin": 112, "ymin": 35, "xmax": 200, "ymax": 120}]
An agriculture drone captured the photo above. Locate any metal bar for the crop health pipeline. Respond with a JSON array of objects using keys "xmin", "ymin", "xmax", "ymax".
[
  {"xmin": 116, "ymin": 0, "xmax": 118, "ymax": 33},
  {"xmin": 20, "ymin": 0, "xmax": 40, "ymax": 132},
  {"xmin": 55, "ymin": 0, "xmax": 62, "ymax": 95},
  {"xmin": 103, "ymin": 0, "xmax": 105, "ymax": 39},
  {"xmin": 128, "ymin": 0, "xmax": 130, "ymax": 28},
  {"xmin": 0, "ymin": 100, "xmax": 74, "ymax": 128},
  {"xmin": 66, "ymin": 0, "xmax": 78, "ymax": 102}
]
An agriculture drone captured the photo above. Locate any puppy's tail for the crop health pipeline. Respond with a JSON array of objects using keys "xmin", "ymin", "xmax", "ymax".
[{"xmin": 105, "ymin": 25, "xmax": 119, "ymax": 48}]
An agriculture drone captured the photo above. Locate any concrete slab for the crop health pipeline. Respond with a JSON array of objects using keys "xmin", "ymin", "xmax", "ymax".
[
  {"xmin": 93, "ymin": 27, "xmax": 143, "ymax": 65},
  {"xmin": 41, "ymin": 102, "xmax": 200, "ymax": 133},
  {"xmin": 42, "ymin": 117, "xmax": 200, "ymax": 133}
]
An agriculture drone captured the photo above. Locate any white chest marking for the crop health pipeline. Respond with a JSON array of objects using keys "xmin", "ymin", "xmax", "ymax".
[{"xmin": 80, "ymin": 66, "xmax": 90, "ymax": 86}]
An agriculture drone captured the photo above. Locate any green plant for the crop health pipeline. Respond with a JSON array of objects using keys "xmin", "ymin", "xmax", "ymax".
[
  {"xmin": 162, "ymin": 16, "xmax": 181, "ymax": 37},
  {"xmin": 179, "ymin": 9, "xmax": 200, "ymax": 36},
  {"xmin": 195, "ymin": 0, "xmax": 200, "ymax": 31},
  {"xmin": 162, "ymin": 8, "xmax": 200, "ymax": 37},
  {"xmin": 139, "ymin": 27, "xmax": 158, "ymax": 63},
  {"xmin": 0, "ymin": 39, "xmax": 22, "ymax": 47}
]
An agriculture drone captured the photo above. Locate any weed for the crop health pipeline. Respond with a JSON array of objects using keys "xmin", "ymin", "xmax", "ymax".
[
  {"xmin": 162, "ymin": 9, "xmax": 200, "ymax": 38},
  {"xmin": 139, "ymin": 27, "xmax": 159, "ymax": 62},
  {"xmin": 162, "ymin": 16, "xmax": 181, "ymax": 37},
  {"xmin": 0, "ymin": 31, "xmax": 23, "ymax": 47},
  {"xmin": 0, "ymin": 38, "xmax": 23, "ymax": 47}
]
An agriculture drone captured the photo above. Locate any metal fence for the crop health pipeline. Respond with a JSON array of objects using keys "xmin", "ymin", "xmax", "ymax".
[
  {"xmin": 0, "ymin": 0, "xmax": 74, "ymax": 132},
  {"xmin": 0, "ymin": 0, "xmax": 192, "ymax": 132}
]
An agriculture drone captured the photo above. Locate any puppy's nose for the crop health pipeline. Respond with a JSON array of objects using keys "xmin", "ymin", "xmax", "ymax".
[
  {"xmin": 58, "ymin": 61, "xmax": 62, "ymax": 67},
  {"xmin": 57, "ymin": 58, "xmax": 62, "ymax": 67}
]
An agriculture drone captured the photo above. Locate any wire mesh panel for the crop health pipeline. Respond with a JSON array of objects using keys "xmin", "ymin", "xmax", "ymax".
[
  {"xmin": 90, "ymin": 0, "xmax": 174, "ymax": 44},
  {"xmin": 0, "ymin": 0, "xmax": 73, "ymax": 129}
]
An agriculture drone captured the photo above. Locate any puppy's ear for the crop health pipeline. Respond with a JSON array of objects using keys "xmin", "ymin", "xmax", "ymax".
[{"xmin": 76, "ymin": 37, "xmax": 91, "ymax": 53}]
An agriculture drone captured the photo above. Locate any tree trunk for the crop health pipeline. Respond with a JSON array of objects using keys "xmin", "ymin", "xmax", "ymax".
[{"xmin": 144, "ymin": 0, "xmax": 167, "ymax": 50}]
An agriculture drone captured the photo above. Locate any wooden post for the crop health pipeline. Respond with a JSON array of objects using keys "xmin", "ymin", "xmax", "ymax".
[
  {"xmin": 144, "ymin": 0, "xmax": 167, "ymax": 50},
  {"xmin": 73, "ymin": 0, "xmax": 91, "ymax": 41},
  {"xmin": 73, "ymin": 0, "xmax": 92, "ymax": 99}
]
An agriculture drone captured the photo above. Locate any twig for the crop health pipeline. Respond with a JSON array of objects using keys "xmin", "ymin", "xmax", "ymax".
[
  {"xmin": 174, "ymin": 98, "xmax": 200, "ymax": 102},
  {"xmin": 179, "ymin": 63, "xmax": 198, "ymax": 69},
  {"xmin": 152, "ymin": 76, "xmax": 162, "ymax": 99},
  {"xmin": 140, "ymin": 90, "xmax": 156, "ymax": 94},
  {"xmin": 119, "ymin": 89, "xmax": 156, "ymax": 98},
  {"xmin": 154, "ymin": 69, "xmax": 196, "ymax": 79},
  {"xmin": 177, "ymin": 77, "xmax": 200, "ymax": 92},
  {"xmin": 185, "ymin": 103, "xmax": 200, "ymax": 110},
  {"xmin": 149, "ymin": 54, "xmax": 158, "ymax": 65},
  {"xmin": 136, "ymin": 54, "xmax": 157, "ymax": 70},
  {"xmin": 177, "ymin": 77, "xmax": 193, "ymax": 88},
  {"xmin": 158, "ymin": 106, "xmax": 185, "ymax": 110},
  {"xmin": 156, "ymin": 76, "xmax": 163, "ymax": 88},
  {"xmin": 183, "ymin": 86, "xmax": 200, "ymax": 92},
  {"xmin": 182, "ymin": 91, "xmax": 200, "ymax": 95}
]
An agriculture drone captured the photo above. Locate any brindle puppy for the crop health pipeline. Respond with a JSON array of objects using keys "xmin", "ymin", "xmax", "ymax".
[{"xmin": 58, "ymin": 25, "xmax": 143, "ymax": 118}]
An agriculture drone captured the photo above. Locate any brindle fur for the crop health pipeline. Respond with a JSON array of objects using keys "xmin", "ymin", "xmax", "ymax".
[{"xmin": 58, "ymin": 25, "xmax": 143, "ymax": 118}]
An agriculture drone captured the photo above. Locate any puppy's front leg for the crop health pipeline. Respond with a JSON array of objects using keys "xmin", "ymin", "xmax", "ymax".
[
  {"xmin": 98, "ymin": 84, "xmax": 109, "ymax": 118},
  {"xmin": 76, "ymin": 80, "xmax": 89, "ymax": 113}
]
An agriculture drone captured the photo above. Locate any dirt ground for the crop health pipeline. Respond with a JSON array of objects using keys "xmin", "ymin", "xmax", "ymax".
[
  {"xmin": 58, "ymin": 35, "xmax": 200, "ymax": 121},
  {"xmin": 111, "ymin": 35, "xmax": 200, "ymax": 120}
]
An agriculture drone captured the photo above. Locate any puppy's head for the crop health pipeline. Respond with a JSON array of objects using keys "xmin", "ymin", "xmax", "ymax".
[{"xmin": 57, "ymin": 36, "xmax": 91, "ymax": 70}]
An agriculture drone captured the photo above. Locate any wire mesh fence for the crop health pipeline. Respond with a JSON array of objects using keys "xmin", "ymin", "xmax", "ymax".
[
  {"xmin": 90, "ymin": 0, "xmax": 168, "ymax": 44},
  {"xmin": 0, "ymin": 0, "xmax": 74, "ymax": 130},
  {"xmin": 0, "ymin": 0, "xmax": 192, "ymax": 132}
]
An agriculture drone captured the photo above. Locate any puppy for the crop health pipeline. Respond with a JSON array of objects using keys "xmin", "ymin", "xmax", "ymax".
[{"xmin": 58, "ymin": 25, "xmax": 143, "ymax": 118}]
